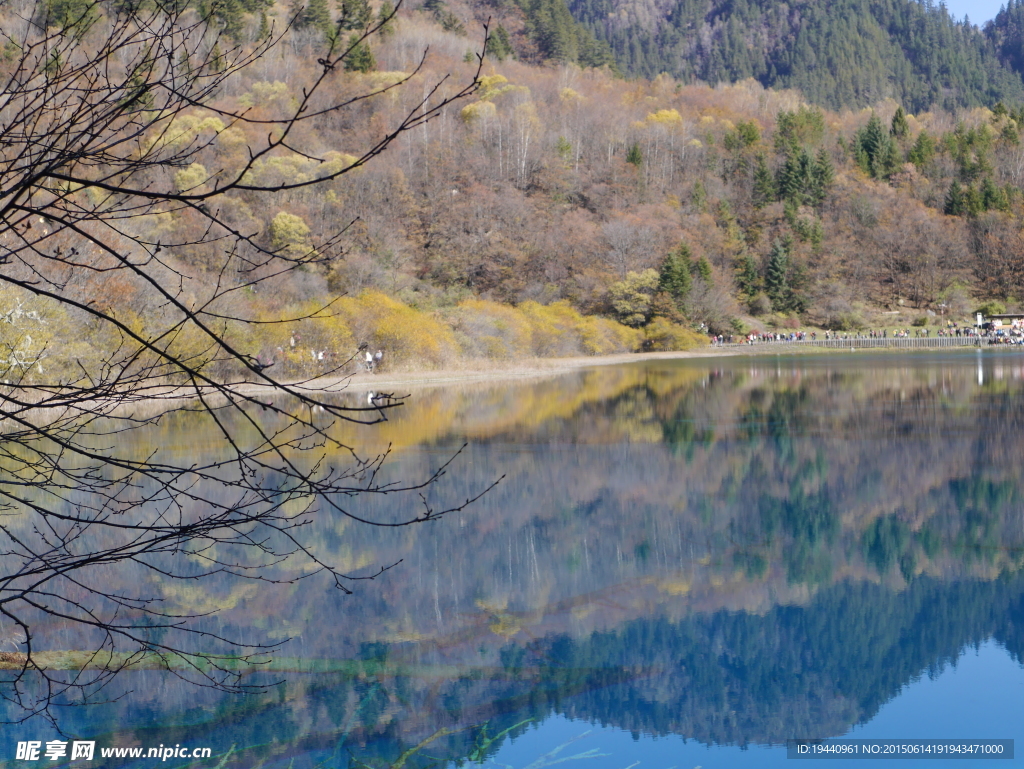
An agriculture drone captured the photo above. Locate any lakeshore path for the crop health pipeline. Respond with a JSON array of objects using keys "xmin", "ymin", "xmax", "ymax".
[{"xmin": 289, "ymin": 334, "xmax": 999, "ymax": 395}]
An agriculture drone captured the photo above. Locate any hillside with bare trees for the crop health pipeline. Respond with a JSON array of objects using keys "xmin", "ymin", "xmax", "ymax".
[{"xmin": 5, "ymin": 0, "xmax": 1024, "ymax": 380}]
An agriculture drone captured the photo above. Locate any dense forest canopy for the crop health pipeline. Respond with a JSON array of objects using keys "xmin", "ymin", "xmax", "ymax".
[{"xmin": 568, "ymin": 0, "xmax": 1024, "ymax": 112}]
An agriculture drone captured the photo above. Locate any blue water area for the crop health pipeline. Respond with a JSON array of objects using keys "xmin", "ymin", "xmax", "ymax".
[{"xmin": 483, "ymin": 640, "xmax": 1024, "ymax": 769}]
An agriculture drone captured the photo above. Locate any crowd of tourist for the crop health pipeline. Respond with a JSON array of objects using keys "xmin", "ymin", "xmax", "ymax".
[{"xmin": 707, "ymin": 321, "xmax": 1009, "ymax": 347}]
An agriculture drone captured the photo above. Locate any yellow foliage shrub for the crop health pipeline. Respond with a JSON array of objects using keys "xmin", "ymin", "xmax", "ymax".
[
  {"xmin": 519, "ymin": 301, "xmax": 641, "ymax": 357},
  {"xmin": 446, "ymin": 299, "xmax": 532, "ymax": 358},
  {"xmin": 148, "ymin": 113, "xmax": 224, "ymax": 151},
  {"xmin": 319, "ymin": 151, "xmax": 361, "ymax": 177},
  {"xmin": 238, "ymin": 81, "xmax": 295, "ymax": 110},
  {"xmin": 646, "ymin": 108, "xmax": 682, "ymax": 124},
  {"xmin": 242, "ymin": 155, "xmax": 315, "ymax": 187},
  {"xmin": 580, "ymin": 316, "xmax": 643, "ymax": 354},
  {"xmin": 336, "ymin": 292, "xmax": 458, "ymax": 369},
  {"xmin": 644, "ymin": 317, "xmax": 709, "ymax": 351}
]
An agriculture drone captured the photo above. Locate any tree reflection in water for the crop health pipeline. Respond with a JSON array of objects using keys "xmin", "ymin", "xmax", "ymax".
[{"xmin": 5, "ymin": 352, "xmax": 1024, "ymax": 768}]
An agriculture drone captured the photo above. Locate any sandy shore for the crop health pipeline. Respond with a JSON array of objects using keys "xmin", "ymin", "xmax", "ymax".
[
  {"xmin": 276, "ymin": 339, "xmax": 990, "ymax": 395},
  {"xmin": 287, "ymin": 345, "xmax": 746, "ymax": 394}
]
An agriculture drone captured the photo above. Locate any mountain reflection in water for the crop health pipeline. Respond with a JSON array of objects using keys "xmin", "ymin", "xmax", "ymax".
[{"xmin": 6, "ymin": 350, "xmax": 1024, "ymax": 769}]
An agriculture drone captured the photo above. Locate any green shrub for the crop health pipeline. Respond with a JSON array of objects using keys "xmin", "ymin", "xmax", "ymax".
[{"xmin": 976, "ymin": 300, "xmax": 1006, "ymax": 318}]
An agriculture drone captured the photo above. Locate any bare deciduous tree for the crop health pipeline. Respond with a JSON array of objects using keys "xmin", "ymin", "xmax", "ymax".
[{"xmin": 0, "ymin": 0, "xmax": 490, "ymax": 724}]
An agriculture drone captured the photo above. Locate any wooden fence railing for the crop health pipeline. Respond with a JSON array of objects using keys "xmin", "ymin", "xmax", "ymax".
[{"xmin": 720, "ymin": 336, "xmax": 987, "ymax": 350}]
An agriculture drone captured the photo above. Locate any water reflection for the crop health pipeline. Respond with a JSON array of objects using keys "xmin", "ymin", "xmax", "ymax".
[{"xmin": 5, "ymin": 350, "xmax": 1024, "ymax": 768}]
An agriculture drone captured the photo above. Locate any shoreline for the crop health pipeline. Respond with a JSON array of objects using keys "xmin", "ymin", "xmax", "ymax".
[
  {"xmin": 281, "ymin": 340, "xmax": 996, "ymax": 395},
  {"xmin": 10, "ymin": 343, "xmax": 995, "ymax": 419},
  {"xmin": 285, "ymin": 346, "xmax": 743, "ymax": 394}
]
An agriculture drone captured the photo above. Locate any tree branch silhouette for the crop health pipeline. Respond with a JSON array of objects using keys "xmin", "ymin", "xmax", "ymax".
[{"xmin": 0, "ymin": 0, "xmax": 494, "ymax": 726}]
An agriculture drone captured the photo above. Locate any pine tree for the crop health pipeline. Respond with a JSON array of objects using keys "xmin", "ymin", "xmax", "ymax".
[
  {"xmin": 659, "ymin": 243, "xmax": 693, "ymax": 310},
  {"xmin": 878, "ymin": 138, "xmax": 901, "ymax": 178},
  {"xmin": 965, "ymin": 184, "xmax": 984, "ymax": 217},
  {"xmin": 752, "ymin": 153, "xmax": 775, "ymax": 208},
  {"xmin": 344, "ymin": 33, "xmax": 375, "ymax": 72},
  {"xmin": 691, "ymin": 180, "xmax": 707, "ymax": 212},
  {"xmin": 299, "ymin": 0, "xmax": 331, "ymax": 33},
  {"xmin": 693, "ymin": 255, "xmax": 713, "ymax": 284},
  {"xmin": 857, "ymin": 114, "xmax": 899, "ymax": 179},
  {"xmin": 775, "ymin": 151, "xmax": 803, "ymax": 203},
  {"xmin": 809, "ymin": 147, "xmax": 835, "ymax": 205},
  {"xmin": 626, "ymin": 142, "xmax": 643, "ymax": 167},
  {"xmin": 377, "ymin": 0, "xmax": 396, "ymax": 39},
  {"xmin": 981, "ymin": 177, "xmax": 1008, "ymax": 211},
  {"xmin": 944, "ymin": 180, "xmax": 967, "ymax": 216},
  {"xmin": 338, "ymin": 0, "xmax": 371, "ymax": 30},
  {"xmin": 487, "ymin": 24, "xmax": 514, "ymax": 60},
  {"xmin": 908, "ymin": 130, "xmax": 936, "ymax": 168},
  {"xmin": 735, "ymin": 252, "xmax": 761, "ymax": 298},
  {"xmin": 890, "ymin": 106, "xmax": 909, "ymax": 139},
  {"xmin": 764, "ymin": 240, "xmax": 790, "ymax": 310}
]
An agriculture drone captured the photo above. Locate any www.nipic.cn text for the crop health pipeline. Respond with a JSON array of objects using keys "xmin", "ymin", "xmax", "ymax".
[{"xmin": 15, "ymin": 742, "xmax": 213, "ymax": 761}]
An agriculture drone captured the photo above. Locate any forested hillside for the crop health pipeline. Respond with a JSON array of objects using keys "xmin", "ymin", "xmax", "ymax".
[
  {"xmin": 568, "ymin": 0, "xmax": 1024, "ymax": 111},
  {"xmin": 7, "ymin": 0, "xmax": 1024, "ymax": 379}
]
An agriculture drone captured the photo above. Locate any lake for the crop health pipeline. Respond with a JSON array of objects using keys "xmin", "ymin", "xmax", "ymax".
[{"xmin": 5, "ymin": 349, "xmax": 1024, "ymax": 768}]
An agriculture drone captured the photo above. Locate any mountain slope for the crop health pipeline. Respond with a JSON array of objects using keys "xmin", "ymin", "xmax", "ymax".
[{"xmin": 567, "ymin": 0, "xmax": 1024, "ymax": 111}]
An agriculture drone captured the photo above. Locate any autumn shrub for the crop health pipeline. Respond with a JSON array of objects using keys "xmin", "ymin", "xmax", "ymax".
[
  {"xmin": 517, "ymin": 301, "xmax": 638, "ymax": 356},
  {"xmin": 749, "ymin": 293, "xmax": 773, "ymax": 316},
  {"xmin": 577, "ymin": 315, "xmax": 643, "ymax": 354},
  {"xmin": 336, "ymin": 291, "xmax": 458, "ymax": 369},
  {"xmin": 445, "ymin": 299, "xmax": 533, "ymax": 359},
  {"xmin": 911, "ymin": 316, "xmax": 928, "ymax": 327},
  {"xmin": 833, "ymin": 312, "xmax": 866, "ymax": 331},
  {"xmin": 518, "ymin": 301, "xmax": 585, "ymax": 356},
  {"xmin": 643, "ymin": 318, "xmax": 709, "ymax": 351}
]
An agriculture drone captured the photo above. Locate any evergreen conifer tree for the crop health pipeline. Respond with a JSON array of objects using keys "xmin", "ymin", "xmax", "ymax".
[
  {"xmin": 764, "ymin": 240, "xmax": 790, "ymax": 310},
  {"xmin": 691, "ymin": 180, "xmax": 707, "ymax": 211},
  {"xmin": 377, "ymin": 0, "xmax": 396, "ymax": 38},
  {"xmin": 659, "ymin": 243, "xmax": 693, "ymax": 310},
  {"xmin": 981, "ymin": 176, "xmax": 1009, "ymax": 211},
  {"xmin": 693, "ymin": 255, "xmax": 713, "ymax": 284},
  {"xmin": 944, "ymin": 180, "xmax": 967, "ymax": 216},
  {"xmin": 338, "ymin": 0, "xmax": 371, "ymax": 30},
  {"xmin": 890, "ymin": 106, "xmax": 909, "ymax": 139},
  {"xmin": 299, "ymin": 0, "xmax": 331, "ymax": 33},
  {"xmin": 776, "ymin": 150, "xmax": 806, "ymax": 203},
  {"xmin": 736, "ymin": 252, "xmax": 761, "ymax": 298},
  {"xmin": 810, "ymin": 147, "xmax": 835, "ymax": 205},
  {"xmin": 487, "ymin": 24, "xmax": 514, "ymax": 60},
  {"xmin": 752, "ymin": 153, "xmax": 775, "ymax": 208},
  {"xmin": 857, "ymin": 114, "xmax": 899, "ymax": 179},
  {"xmin": 344, "ymin": 33, "xmax": 375, "ymax": 72},
  {"xmin": 908, "ymin": 130, "xmax": 936, "ymax": 168},
  {"xmin": 965, "ymin": 184, "xmax": 983, "ymax": 217}
]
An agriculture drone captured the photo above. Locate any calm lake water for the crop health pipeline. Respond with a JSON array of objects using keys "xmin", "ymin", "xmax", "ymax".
[{"xmin": 6, "ymin": 349, "xmax": 1024, "ymax": 768}]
